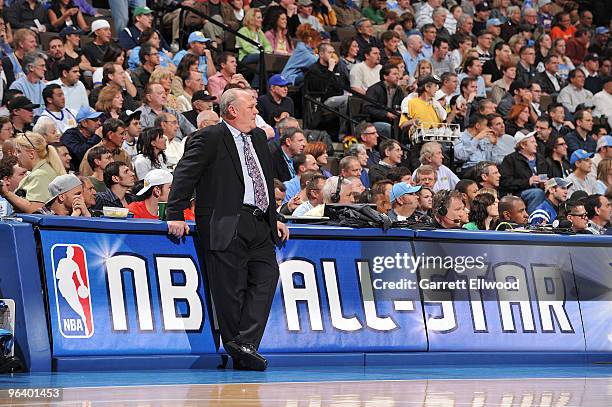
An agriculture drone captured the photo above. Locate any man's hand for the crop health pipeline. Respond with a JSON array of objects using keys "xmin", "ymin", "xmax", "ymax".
[
  {"xmin": 328, "ymin": 57, "xmax": 336, "ymax": 71},
  {"xmin": 287, "ymin": 195, "xmax": 302, "ymax": 211},
  {"xmin": 529, "ymin": 175, "xmax": 541, "ymax": 186},
  {"xmin": 277, "ymin": 221, "xmax": 289, "ymax": 242},
  {"xmin": 168, "ymin": 220, "xmax": 190, "ymax": 238}
]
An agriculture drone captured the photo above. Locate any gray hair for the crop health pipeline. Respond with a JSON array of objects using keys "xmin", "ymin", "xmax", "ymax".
[
  {"xmin": 322, "ymin": 176, "xmax": 352, "ymax": 203},
  {"xmin": 457, "ymin": 14, "xmax": 473, "ymax": 28},
  {"xmin": 507, "ymin": 6, "xmax": 521, "ymax": 16},
  {"xmin": 219, "ymin": 88, "xmax": 251, "ymax": 117},
  {"xmin": 23, "ymin": 51, "xmax": 46, "ymax": 74},
  {"xmin": 277, "ymin": 116, "xmax": 301, "ymax": 136},
  {"xmin": 522, "ymin": 7, "xmax": 537, "ymax": 17},
  {"xmin": 339, "ymin": 155, "xmax": 360, "ymax": 172},
  {"xmin": 153, "ymin": 112, "xmax": 173, "ymax": 127},
  {"xmin": 347, "ymin": 142, "xmax": 367, "ymax": 157},
  {"xmin": 432, "ymin": 7, "xmax": 448, "ymax": 19},
  {"xmin": 419, "ymin": 141, "xmax": 442, "ymax": 164},
  {"xmin": 32, "ymin": 116, "xmax": 57, "ymax": 136},
  {"xmin": 196, "ymin": 110, "xmax": 219, "ymax": 128}
]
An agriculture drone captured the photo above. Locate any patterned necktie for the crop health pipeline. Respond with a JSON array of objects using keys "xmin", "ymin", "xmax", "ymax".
[{"xmin": 241, "ymin": 134, "xmax": 268, "ymax": 211}]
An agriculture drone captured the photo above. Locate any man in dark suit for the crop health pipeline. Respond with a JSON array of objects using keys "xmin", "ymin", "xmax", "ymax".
[
  {"xmin": 270, "ymin": 127, "xmax": 307, "ymax": 182},
  {"xmin": 536, "ymin": 54, "xmax": 563, "ymax": 97},
  {"xmin": 166, "ymin": 88, "xmax": 289, "ymax": 371}
]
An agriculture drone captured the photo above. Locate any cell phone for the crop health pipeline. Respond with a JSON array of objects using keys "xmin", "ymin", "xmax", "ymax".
[{"xmin": 538, "ymin": 174, "xmax": 548, "ymax": 181}]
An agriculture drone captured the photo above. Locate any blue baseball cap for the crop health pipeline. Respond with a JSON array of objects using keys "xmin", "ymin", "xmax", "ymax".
[
  {"xmin": 570, "ymin": 149, "xmax": 595, "ymax": 167},
  {"xmin": 595, "ymin": 26, "xmax": 609, "ymax": 35},
  {"xmin": 269, "ymin": 74, "xmax": 290, "ymax": 87},
  {"xmin": 390, "ymin": 183, "xmax": 421, "ymax": 203},
  {"xmin": 59, "ymin": 26, "xmax": 82, "ymax": 38},
  {"xmin": 76, "ymin": 106, "xmax": 103, "ymax": 123},
  {"xmin": 486, "ymin": 18, "xmax": 503, "ymax": 27},
  {"xmin": 188, "ymin": 31, "xmax": 210, "ymax": 44},
  {"xmin": 596, "ymin": 135, "xmax": 612, "ymax": 151}
]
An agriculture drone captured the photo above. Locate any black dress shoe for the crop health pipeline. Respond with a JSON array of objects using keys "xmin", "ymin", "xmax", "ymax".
[{"xmin": 225, "ymin": 341, "xmax": 268, "ymax": 371}]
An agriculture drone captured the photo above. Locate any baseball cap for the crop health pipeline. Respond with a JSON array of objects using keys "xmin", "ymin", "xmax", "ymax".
[
  {"xmin": 8, "ymin": 96, "xmax": 39, "ymax": 111},
  {"xmin": 188, "ymin": 31, "xmax": 210, "ymax": 44},
  {"xmin": 583, "ymin": 53, "xmax": 600, "ymax": 62},
  {"xmin": 570, "ymin": 149, "xmax": 595, "ymax": 167},
  {"xmin": 137, "ymin": 169, "xmax": 173, "ymax": 196},
  {"xmin": 595, "ymin": 26, "xmax": 609, "ymax": 35},
  {"xmin": 91, "ymin": 19, "xmax": 110, "ymax": 32},
  {"xmin": 545, "ymin": 177, "xmax": 572, "ymax": 192},
  {"xmin": 538, "ymin": 0, "xmax": 551, "ymax": 6},
  {"xmin": 297, "ymin": 0, "xmax": 313, "ymax": 6},
  {"xmin": 119, "ymin": 109, "xmax": 142, "ymax": 124},
  {"xmin": 475, "ymin": 2, "xmax": 490, "ymax": 12},
  {"xmin": 76, "ymin": 106, "xmax": 103, "ymax": 123},
  {"xmin": 486, "ymin": 18, "xmax": 503, "ymax": 27},
  {"xmin": 269, "ymin": 74, "xmax": 290, "ymax": 87},
  {"xmin": 133, "ymin": 6, "xmax": 153, "ymax": 17},
  {"xmin": 514, "ymin": 130, "xmax": 536, "ymax": 145},
  {"xmin": 59, "ymin": 26, "xmax": 82, "ymax": 38},
  {"xmin": 596, "ymin": 135, "xmax": 612, "ymax": 151},
  {"xmin": 417, "ymin": 74, "xmax": 441, "ymax": 87},
  {"xmin": 46, "ymin": 174, "xmax": 82, "ymax": 205},
  {"xmin": 191, "ymin": 90, "xmax": 216, "ymax": 103},
  {"xmin": 390, "ymin": 183, "xmax": 422, "ymax": 203}
]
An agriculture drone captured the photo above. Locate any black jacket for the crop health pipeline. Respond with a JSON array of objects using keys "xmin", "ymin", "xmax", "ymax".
[
  {"xmin": 516, "ymin": 62, "xmax": 537, "ymax": 85},
  {"xmin": 166, "ymin": 122, "xmax": 279, "ymax": 251},
  {"xmin": 270, "ymin": 146, "xmax": 293, "ymax": 182},
  {"xmin": 536, "ymin": 71, "xmax": 562, "ymax": 96},
  {"xmin": 546, "ymin": 156, "xmax": 572, "ymax": 179},
  {"xmin": 356, "ymin": 34, "xmax": 383, "ymax": 61},
  {"xmin": 363, "ymin": 81, "xmax": 404, "ymax": 124},
  {"xmin": 499, "ymin": 151, "xmax": 548, "ymax": 196},
  {"xmin": 304, "ymin": 61, "xmax": 345, "ymax": 102},
  {"xmin": 368, "ymin": 163, "xmax": 392, "ymax": 184},
  {"xmin": 60, "ymin": 127, "xmax": 102, "ymax": 171}
]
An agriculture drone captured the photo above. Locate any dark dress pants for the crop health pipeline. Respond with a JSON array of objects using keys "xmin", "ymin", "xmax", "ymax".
[{"xmin": 204, "ymin": 207, "xmax": 279, "ymax": 348}]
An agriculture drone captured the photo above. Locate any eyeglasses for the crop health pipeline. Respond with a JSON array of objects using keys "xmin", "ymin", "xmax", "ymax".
[
  {"xmin": 163, "ymin": 120, "xmax": 178, "ymax": 125},
  {"xmin": 362, "ymin": 131, "xmax": 378, "ymax": 135},
  {"xmin": 555, "ymin": 142, "xmax": 567, "ymax": 147},
  {"xmin": 569, "ymin": 212, "xmax": 588, "ymax": 218}
]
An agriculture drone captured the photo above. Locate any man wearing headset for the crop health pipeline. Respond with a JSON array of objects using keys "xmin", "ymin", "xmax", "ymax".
[
  {"xmin": 431, "ymin": 189, "xmax": 468, "ymax": 228},
  {"xmin": 322, "ymin": 176, "xmax": 356, "ymax": 204}
]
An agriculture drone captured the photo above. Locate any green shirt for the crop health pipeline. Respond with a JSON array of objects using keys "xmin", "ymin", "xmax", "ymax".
[
  {"xmin": 362, "ymin": 8, "xmax": 385, "ymax": 25},
  {"xmin": 463, "ymin": 222, "xmax": 480, "ymax": 231},
  {"xmin": 236, "ymin": 27, "xmax": 273, "ymax": 61},
  {"xmin": 89, "ymin": 176, "xmax": 108, "ymax": 193},
  {"xmin": 16, "ymin": 160, "xmax": 59, "ymax": 204}
]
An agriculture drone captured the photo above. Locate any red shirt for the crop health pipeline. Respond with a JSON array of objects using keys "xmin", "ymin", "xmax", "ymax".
[{"xmin": 128, "ymin": 201, "xmax": 196, "ymax": 221}]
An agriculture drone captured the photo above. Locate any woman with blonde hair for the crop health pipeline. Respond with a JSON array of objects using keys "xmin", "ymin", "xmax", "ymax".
[
  {"xmin": 596, "ymin": 158, "xmax": 612, "ymax": 195},
  {"xmin": 0, "ymin": 132, "xmax": 66, "ymax": 213},
  {"xmin": 95, "ymin": 85, "xmax": 124, "ymax": 122},
  {"xmin": 149, "ymin": 67, "xmax": 180, "ymax": 111},
  {"xmin": 508, "ymin": 33, "xmax": 526, "ymax": 56},
  {"xmin": 237, "ymin": 8, "xmax": 272, "ymax": 87}
]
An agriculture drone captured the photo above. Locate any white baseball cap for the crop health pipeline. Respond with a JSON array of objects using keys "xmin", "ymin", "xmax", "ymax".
[
  {"xmin": 137, "ymin": 169, "xmax": 173, "ymax": 196},
  {"xmin": 46, "ymin": 174, "xmax": 82, "ymax": 204},
  {"xmin": 91, "ymin": 19, "xmax": 111, "ymax": 32},
  {"xmin": 514, "ymin": 130, "xmax": 537, "ymax": 146}
]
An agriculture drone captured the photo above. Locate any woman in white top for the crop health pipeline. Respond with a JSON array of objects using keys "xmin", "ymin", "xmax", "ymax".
[{"xmin": 133, "ymin": 127, "xmax": 168, "ymax": 180}]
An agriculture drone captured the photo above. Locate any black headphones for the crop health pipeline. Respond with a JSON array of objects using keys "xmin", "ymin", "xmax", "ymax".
[
  {"xmin": 436, "ymin": 189, "xmax": 451, "ymax": 217},
  {"xmin": 331, "ymin": 176, "xmax": 344, "ymax": 203}
]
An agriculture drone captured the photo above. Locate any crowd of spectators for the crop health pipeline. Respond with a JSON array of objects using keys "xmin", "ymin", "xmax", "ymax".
[{"xmin": 0, "ymin": 0, "xmax": 609, "ymax": 235}]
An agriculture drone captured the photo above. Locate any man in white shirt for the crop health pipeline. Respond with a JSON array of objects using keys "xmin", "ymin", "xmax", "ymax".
[
  {"xmin": 292, "ymin": 173, "xmax": 326, "ymax": 216},
  {"xmin": 38, "ymin": 84, "xmax": 77, "ymax": 134},
  {"xmin": 297, "ymin": 0, "xmax": 324, "ymax": 33},
  {"xmin": 419, "ymin": 141, "xmax": 459, "ymax": 192},
  {"xmin": 154, "ymin": 112, "xmax": 184, "ymax": 171},
  {"xmin": 592, "ymin": 76, "xmax": 612, "ymax": 129},
  {"xmin": 48, "ymin": 59, "xmax": 89, "ymax": 112},
  {"xmin": 350, "ymin": 46, "xmax": 382, "ymax": 95},
  {"xmin": 557, "ymin": 68, "xmax": 594, "ymax": 113},
  {"xmin": 416, "ymin": 0, "xmax": 441, "ymax": 29}
]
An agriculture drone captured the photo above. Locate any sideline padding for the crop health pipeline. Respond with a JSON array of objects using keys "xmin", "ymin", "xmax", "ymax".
[{"xmin": 1, "ymin": 217, "xmax": 611, "ymax": 371}]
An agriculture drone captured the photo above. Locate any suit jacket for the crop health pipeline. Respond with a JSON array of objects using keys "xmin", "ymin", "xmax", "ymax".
[
  {"xmin": 270, "ymin": 147, "xmax": 292, "ymax": 182},
  {"xmin": 166, "ymin": 122, "xmax": 279, "ymax": 251},
  {"xmin": 536, "ymin": 71, "xmax": 561, "ymax": 96},
  {"xmin": 363, "ymin": 81, "xmax": 405, "ymax": 123}
]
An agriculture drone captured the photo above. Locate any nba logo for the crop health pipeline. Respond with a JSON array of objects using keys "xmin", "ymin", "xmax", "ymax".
[{"xmin": 51, "ymin": 244, "xmax": 94, "ymax": 338}]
